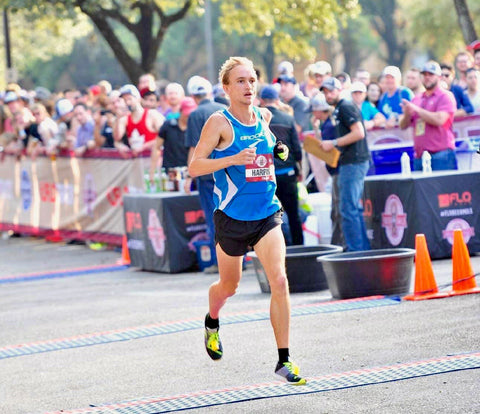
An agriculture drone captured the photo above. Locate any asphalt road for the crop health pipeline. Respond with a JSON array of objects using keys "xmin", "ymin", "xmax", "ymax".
[{"xmin": 0, "ymin": 235, "xmax": 479, "ymax": 414}]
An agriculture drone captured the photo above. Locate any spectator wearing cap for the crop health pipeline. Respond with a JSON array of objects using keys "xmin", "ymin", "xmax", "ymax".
[
  {"xmin": 277, "ymin": 75, "xmax": 310, "ymax": 133},
  {"xmin": 4, "ymin": 91, "xmax": 34, "ymax": 134},
  {"xmin": 114, "ymin": 84, "xmax": 165, "ymax": 156},
  {"xmin": 319, "ymin": 76, "xmax": 371, "ymax": 252},
  {"xmin": 309, "ymin": 94, "xmax": 344, "ymax": 248},
  {"xmin": 405, "ymin": 68, "xmax": 425, "ymax": 96},
  {"xmin": 6, "ymin": 109, "xmax": 36, "ymax": 157},
  {"xmin": 465, "ymin": 67, "xmax": 480, "ymax": 112},
  {"xmin": 259, "ymin": 84, "xmax": 303, "ymax": 246},
  {"xmin": 164, "ymin": 82, "xmax": 185, "ymax": 120},
  {"xmin": 212, "ymin": 83, "xmax": 229, "ymax": 106},
  {"xmin": 149, "ymin": 97, "xmax": 196, "ymax": 185},
  {"xmin": 467, "ymin": 39, "xmax": 480, "ymax": 69},
  {"xmin": 276, "ymin": 60, "xmax": 295, "ymax": 80},
  {"xmin": 454, "ymin": 51, "xmax": 473, "ymax": 90},
  {"xmin": 312, "ymin": 60, "xmax": 332, "ymax": 89},
  {"xmin": 440, "ymin": 63, "xmax": 474, "ymax": 117},
  {"xmin": 184, "ymin": 75, "xmax": 226, "ymax": 273},
  {"xmin": 141, "ymin": 89, "xmax": 159, "ymax": 110},
  {"xmin": 399, "ymin": 61, "xmax": 457, "ymax": 171},
  {"xmin": 34, "ymin": 87, "xmax": 52, "ymax": 104},
  {"xmin": 350, "ymin": 81, "xmax": 386, "ymax": 130},
  {"xmin": 378, "ymin": 65, "xmax": 414, "ymax": 127},
  {"xmin": 52, "ymin": 98, "xmax": 77, "ymax": 151}
]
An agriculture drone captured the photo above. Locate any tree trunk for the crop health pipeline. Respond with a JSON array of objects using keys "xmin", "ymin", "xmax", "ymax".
[
  {"xmin": 77, "ymin": 1, "xmax": 192, "ymax": 83},
  {"xmin": 360, "ymin": 0, "xmax": 408, "ymax": 68},
  {"xmin": 263, "ymin": 36, "xmax": 275, "ymax": 82},
  {"xmin": 453, "ymin": 0, "xmax": 477, "ymax": 44}
]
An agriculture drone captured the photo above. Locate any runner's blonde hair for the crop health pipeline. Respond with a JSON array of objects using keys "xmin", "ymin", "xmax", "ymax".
[{"xmin": 219, "ymin": 57, "xmax": 256, "ymax": 85}]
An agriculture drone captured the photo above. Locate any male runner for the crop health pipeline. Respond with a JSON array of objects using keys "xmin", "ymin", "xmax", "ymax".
[{"xmin": 189, "ymin": 56, "xmax": 306, "ymax": 385}]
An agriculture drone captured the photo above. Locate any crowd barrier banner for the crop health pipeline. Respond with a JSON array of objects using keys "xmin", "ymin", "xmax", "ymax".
[
  {"xmin": 367, "ymin": 114, "xmax": 480, "ymax": 147},
  {"xmin": 0, "ymin": 150, "xmax": 145, "ymax": 244}
]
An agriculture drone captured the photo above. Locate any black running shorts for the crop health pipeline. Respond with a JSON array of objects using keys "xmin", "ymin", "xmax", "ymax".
[{"xmin": 213, "ymin": 209, "xmax": 283, "ymax": 257}]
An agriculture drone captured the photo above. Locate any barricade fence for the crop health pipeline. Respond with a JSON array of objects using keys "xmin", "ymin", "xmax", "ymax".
[{"xmin": 0, "ymin": 149, "xmax": 146, "ymax": 245}]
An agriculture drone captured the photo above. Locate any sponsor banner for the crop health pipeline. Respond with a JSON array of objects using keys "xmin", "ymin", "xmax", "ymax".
[
  {"xmin": 367, "ymin": 114, "xmax": 480, "ymax": 147},
  {"xmin": 0, "ymin": 152, "xmax": 145, "ymax": 243},
  {"xmin": 123, "ymin": 193, "xmax": 206, "ymax": 273},
  {"xmin": 364, "ymin": 171, "xmax": 480, "ymax": 258}
]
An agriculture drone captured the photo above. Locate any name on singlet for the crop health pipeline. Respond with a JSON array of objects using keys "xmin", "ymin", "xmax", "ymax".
[{"xmin": 245, "ymin": 154, "xmax": 274, "ymax": 182}]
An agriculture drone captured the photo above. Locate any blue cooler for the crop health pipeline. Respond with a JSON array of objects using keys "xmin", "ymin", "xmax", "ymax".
[
  {"xmin": 368, "ymin": 144, "xmax": 414, "ymax": 175},
  {"xmin": 193, "ymin": 240, "xmax": 216, "ymax": 271}
]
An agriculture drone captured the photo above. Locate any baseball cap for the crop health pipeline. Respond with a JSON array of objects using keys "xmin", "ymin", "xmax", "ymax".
[
  {"xmin": 382, "ymin": 65, "xmax": 402, "ymax": 80},
  {"xmin": 4, "ymin": 91, "xmax": 18, "ymax": 104},
  {"xmin": 320, "ymin": 77, "xmax": 342, "ymax": 91},
  {"xmin": 277, "ymin": 75, "xmax": 297, "ymax": 85},
  {"xmin": 312, "ymin": 60, "xmax": 332, "ymax": 76},
  {"xmin": 421, "ymin": 61, "xmax": 442, "ymax": 76},
  {"xmin": 119, "ymin": 84, "xmax": 141, "ymax": 99},
  {"xmin": 34, "ymin": 87, "xmax": 51, "ymax": 101},
  {"xmin": 140, "ymin": 87, "xmax": 156, "ymax": 98},
  {"xmin": 467, "ymin": 39, "xmax": 480, "ymax": 51},
  {"xmin": 277, "ymin": 61, "xmax": 294, "ymax": 76},
  {"xmin": 89, "ymin": 85, "xmax": 102, "ymax": 96},
  {"xmin": 351, "ymin": 81, "xmax": 367, "ymax": 93},
  {"xmin": 179, "ymin": 97, "xmax": 197, "ymax": 115},
  {"xmin": 259, "ymin": 85, "xmax": 279, "ymax": 100},
  {"xmin": 56, "ymin": 98, "xmax": 74, "ymax": 118},
  {"xmin": 212, "ymin": 83, "xmax": 226, "ymax": 98},
  {"xmin": 187, "ymin": 76, "xmax": 213, "ymax": 96},
  {"xmin": 308, "ymin": 94, "xmax": 331, "ymax": 112}
]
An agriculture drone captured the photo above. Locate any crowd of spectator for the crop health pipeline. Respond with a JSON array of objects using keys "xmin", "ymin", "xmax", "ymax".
[
  {"xmin": 1, "ymin": 46, "xmax": 479, "ymax": 251},
  {"xmin": 1, "ymin": 49, "xmax": 479, "ymax": 162}
]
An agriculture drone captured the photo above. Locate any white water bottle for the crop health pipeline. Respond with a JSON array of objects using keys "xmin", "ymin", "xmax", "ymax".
[
  {"xmin": 400, "ymin": 152, "xmax": 411, "ymax": 176},
  {"xmin": 421, "ymin": 151, "xmax": 432, "ymax": 174}
]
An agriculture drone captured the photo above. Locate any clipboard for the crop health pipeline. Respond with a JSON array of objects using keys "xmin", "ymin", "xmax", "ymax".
[{"xmin": 303, "ymin": 133, "xmax": 341, "ymax": 168}]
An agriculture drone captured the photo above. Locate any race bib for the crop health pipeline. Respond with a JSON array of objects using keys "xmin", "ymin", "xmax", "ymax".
[
  {"xmin": 245, "ymin": 153, "xmax": 274, "ymax": 182},
  {"xmin": 415, "ymin": 120, "xmax": 426, "ymax": 136}
]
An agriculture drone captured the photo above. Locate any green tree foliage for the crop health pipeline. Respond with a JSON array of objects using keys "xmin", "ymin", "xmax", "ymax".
[
  {"xmin": 402, "ymin": 0, "xmax": 480, "ymax": 60},
  {"xmin": 0, "ymin": 10, "xmax": 90, "ymax": 88},
  {"xmin": 217, "ymin": 0, "xmax": 360, "ymax": 61},
  {"xmin": 1, "ymin": 0, "xmax": 194, "ymax": 82}
]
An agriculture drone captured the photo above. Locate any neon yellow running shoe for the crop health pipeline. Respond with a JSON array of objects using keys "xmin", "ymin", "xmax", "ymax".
[
  {"xmin": 204, "ymin": 326, "xmax": 223, "ymax": 360},
  {"xmin": 275, "ymin": 361, "xmax": 306, "ymax": 385}
]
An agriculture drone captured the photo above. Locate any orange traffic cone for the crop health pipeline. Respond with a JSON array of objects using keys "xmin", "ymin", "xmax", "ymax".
[
  {"xmin": 117, "ymin": 235, "xmax": 131, "ymax": 265},
  {"xmin": 449, "ymin": 229, "xmax": 480, "ymax": 296},
  {"xmin": 404, "ymin": 234, "xmax": 449, "ymax": 301}
]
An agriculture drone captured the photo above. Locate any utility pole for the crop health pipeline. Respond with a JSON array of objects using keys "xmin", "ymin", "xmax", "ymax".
[
  {"xmin": 3, "ymin": 8, "xmax": 17, "ymax": 83},
  {"xmin": 204, "ymin": 0, "xmax": 215, "ymax": 84}
]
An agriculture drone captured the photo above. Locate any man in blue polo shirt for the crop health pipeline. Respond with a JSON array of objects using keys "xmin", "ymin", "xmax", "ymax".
[{"xmin": 185, "ymin": 76, "xmax": 226, "ymax": 273}]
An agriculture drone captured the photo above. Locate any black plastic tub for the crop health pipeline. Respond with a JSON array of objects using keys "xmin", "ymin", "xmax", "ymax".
[
  {"xmin": 247, "ymin": 244, "xmax": 343, "ymax": 293},
  {"xmin": 317, "ymin": 248, "xmax": 415, "ymax": 299}
]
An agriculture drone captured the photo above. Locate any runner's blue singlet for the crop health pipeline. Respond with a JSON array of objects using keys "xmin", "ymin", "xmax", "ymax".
[{"xmin": 212, "ymin": 107, "xmax": 281, "ymax": 220}]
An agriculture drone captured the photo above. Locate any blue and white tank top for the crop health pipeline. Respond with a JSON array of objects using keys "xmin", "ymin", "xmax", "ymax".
[{"xmin": 212, "ymin": 107, "xmax": 281, "ymax": 221}]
